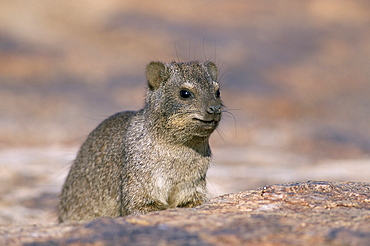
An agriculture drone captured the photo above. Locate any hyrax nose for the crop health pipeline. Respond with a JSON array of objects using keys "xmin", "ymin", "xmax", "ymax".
[{"xmin": 207, "ymin": 105, "xmax": 222, "ymax": 115}]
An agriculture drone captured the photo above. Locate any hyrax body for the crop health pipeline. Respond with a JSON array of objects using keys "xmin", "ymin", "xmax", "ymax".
[{"xmin": 58, "ymin": 61, "xmax": 222, "ymax": 222}]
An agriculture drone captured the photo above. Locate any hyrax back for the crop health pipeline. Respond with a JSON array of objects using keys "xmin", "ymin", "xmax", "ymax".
[{"xmin": 58, "ymin": 61, "xmax": 222, "ymax": 222}]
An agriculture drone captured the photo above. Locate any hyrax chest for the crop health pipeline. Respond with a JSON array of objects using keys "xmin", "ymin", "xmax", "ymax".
[{"xmin": 149, "ymin": 142, "xmax": 210, "ymax": 207}]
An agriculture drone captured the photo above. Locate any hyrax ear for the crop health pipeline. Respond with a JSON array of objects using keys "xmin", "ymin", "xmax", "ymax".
[
  {"xmin": 205, "ymin": 61, "xmax": 218, "ymax": 81},
  {"xmin": 146, "ymin": 61, "xmax": 169, "ymax": 90}
]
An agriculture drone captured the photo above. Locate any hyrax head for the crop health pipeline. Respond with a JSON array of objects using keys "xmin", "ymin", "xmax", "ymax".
[{"xmin": 145, "ymin": 61, "xmax": 222, "ymax": 139}]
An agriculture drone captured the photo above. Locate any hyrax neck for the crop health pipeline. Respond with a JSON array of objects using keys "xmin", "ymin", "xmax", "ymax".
[{"xmin": 141, "ymin": 108, "xmax": 211, "ymax": 158}]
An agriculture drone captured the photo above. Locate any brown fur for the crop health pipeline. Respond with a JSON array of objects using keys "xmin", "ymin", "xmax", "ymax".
[{"xmin": 58, "ymin": 61, "xmax": 222, "ymax": 222}]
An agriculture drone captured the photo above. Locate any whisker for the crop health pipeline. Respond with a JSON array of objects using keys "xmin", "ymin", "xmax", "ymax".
[
  {"xmin": 221, "ymin": 109, "xmax": 238, "ymax": 138},
  {"xmin": 213, "ymin": 37, "xmax": 217, "ymax": 63},
  {"xmin": 188, "ymin": 39, "xmax": 192, "ymax": 61},
  {"xmin": 202, "ymin": 35, "xmax": 208, "ymax": 61},
  {"xmin": 217, "ymin": 61, "xmax": 226, "ymax": 75},
  {"xmin": 215, "ymin": 127, "xmax": 228, "ymax": 145},
  {"xmin": 223, "ymin": 108, "xmax": 244, "ymax": 112},
  {"xmin": 174, "ymin": 42, "xmax": 180, "ymax": 62},
  {"xmin": 218, "ymin": 67, "xmax": 239, "ymax": 85}
]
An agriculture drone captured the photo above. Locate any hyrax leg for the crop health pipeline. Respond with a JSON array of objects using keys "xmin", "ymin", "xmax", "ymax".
[{"xmin": 122, "ymin": 199, "xmax": 169, "ymax": 215}]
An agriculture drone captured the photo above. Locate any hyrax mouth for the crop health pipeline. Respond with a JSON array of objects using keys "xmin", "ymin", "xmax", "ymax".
[
  {"xmin": 193, "ymin": 118, "xmax": 219, "ymax": 128},
  {"xmin": 194, "ymin": 119, "xmax": 216, "ymax": 124}
]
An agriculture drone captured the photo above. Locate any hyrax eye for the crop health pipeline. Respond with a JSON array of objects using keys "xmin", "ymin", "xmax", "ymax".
[
  {"xmin": 180, "ymin": 89, "xmax": 192, "ymax": 99},
  {"xmin": 216, "ymin": 89, "xmax": 221, "ymax": 98}
]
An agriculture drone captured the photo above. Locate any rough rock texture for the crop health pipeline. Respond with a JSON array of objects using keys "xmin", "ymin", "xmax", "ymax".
[
  {"xmin": 1, "ymin": 181, "xmax": 370, "ymax": 245},
  {"xmin": 1, "ymin": 0, "xmax": 370, "ymax": 226}
]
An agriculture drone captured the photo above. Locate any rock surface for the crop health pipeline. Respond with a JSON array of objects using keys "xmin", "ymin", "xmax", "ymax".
[
  {"xmin": 1, "ymin": 181, "xmax": 369, "ymax": 245},
  {"xmin": 1, "ymin": 0, "xmax": 369, "ymax": 227},
  {"xmin": 0, "ymin": 1, "xmax": 369, "ymax": 244}
]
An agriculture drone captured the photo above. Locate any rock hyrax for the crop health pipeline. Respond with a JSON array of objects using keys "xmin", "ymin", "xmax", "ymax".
[{"xmin": 58, "ymin": 61, "xmax": 222, "ymax": 222}]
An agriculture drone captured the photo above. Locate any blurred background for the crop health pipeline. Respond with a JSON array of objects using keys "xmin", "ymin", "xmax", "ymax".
[{"xmin": 0, "ymin": 0, "xmax": 369, "ymax": 224}]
